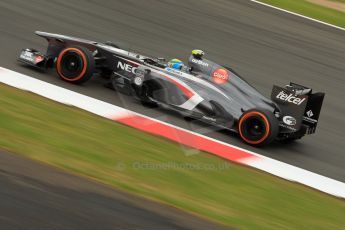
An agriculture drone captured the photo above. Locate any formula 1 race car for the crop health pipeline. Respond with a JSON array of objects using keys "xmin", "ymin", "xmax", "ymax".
[{"xmin": 18, "ymin": 31, "xmax": 325, "ymax": 146}]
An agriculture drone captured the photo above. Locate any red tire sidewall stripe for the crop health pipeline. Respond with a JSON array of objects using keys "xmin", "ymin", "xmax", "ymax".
[
  {"xmin": 56, "ymin": 48, "xmax": 88, "ymax": 82},
  {"xmin": 239, "ymin": 111, "xmax": 270, "ymax": 145}
]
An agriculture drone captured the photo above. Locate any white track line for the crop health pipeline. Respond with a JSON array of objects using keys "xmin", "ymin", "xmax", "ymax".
[
  {"xmin": 251, "ymin": 0, "xmax": 345, "ymax": 31},
  {"xmin": 1, "ymin": 67, "xmax": 345, "ymax": 198}
]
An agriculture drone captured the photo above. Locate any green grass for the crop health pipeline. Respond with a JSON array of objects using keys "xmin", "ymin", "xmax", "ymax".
[
  {"xmin": 258, "ymin": 0, "xmax": 345, "ymax": 28},
  {"xmin": 1, "ymin": 84, "xmax": 344, "ymax": 230},
  {"xmin": 330, "ymin": 0, "xmax": 345, "ymax": 3}
]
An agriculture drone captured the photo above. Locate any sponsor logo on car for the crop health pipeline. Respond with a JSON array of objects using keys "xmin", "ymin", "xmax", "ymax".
[
  {"xmin": 306, "ymin": 110, "xmax": 314, "ymax": 117},
  {"xmin": 134, "ymin": 76, "xmax": 143, "ymax": 86},
  {"xmin": 191, "ymin": 58, "xmax": 209, "ymax": 67},
  {"xmin": 303, "ymin": 117, "xmax": 318, "ymax": 124},
  {"xmin": 276, "ymin": 91, "xmax": 306, "ymax": 105},
  {"xmin": 20, "ymin": 50, "xmax": 34, "ymax": 62},
  {"xmin": 303, "ymin": 110, "xmax": 318, "ymax": 123},
  {"xmin": 279, "ymin": 123, "xmax": 297, "ymax": 131},
  {"xmin": 117, "ymin": 61, "xmax": 137, "ymax": 74},
  {"xmin": 283, "ymin": 116, "xmax": 297, "ymax": 126},
  {"xmin": 212, "ymin": 68, "xmax": 229, "ymax": 85}
]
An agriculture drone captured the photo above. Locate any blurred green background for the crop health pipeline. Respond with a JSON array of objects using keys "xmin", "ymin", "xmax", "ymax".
[{"xmin": 259, "ymin": 0, "xmax": 345, "ymax": 28}]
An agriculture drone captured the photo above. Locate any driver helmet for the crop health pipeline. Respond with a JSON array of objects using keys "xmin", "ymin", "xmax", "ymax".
[
  {"xmin": 191, "ymin": 49, "xmax": 204, "ymax": 59},
  {"xmin": 168, "ymin": 58, "xmax": 184, "ymax": 70}
]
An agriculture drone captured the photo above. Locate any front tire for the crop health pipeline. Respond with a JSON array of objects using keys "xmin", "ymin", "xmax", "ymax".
[
  {"xmin": 238, "ymin": 109, "xmax": 279, "ymax": 146},
  {"xmin": 56, "ymin": 46, "xmax": 95, "ymax": 84}
]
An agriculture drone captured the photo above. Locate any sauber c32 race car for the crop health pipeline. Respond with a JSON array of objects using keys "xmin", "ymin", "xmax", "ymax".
[{"xmin": 18, "ymin": 31, "xmax": 325, "ymax": 146}]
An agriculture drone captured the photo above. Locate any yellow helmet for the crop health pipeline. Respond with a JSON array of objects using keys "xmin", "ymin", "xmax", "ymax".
[{"xmin": 191, "ymin": 49, "xmax": 204, "ymax": 59}]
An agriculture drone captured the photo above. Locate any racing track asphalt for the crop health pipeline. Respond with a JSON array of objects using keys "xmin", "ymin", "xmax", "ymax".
[
  {"xmin": 0, "ymin": 151, "xmax": 231, "ymax": 230},
  {"xmin": 0, "ymin": 0, "xmax": 344, "ymax": 223}
]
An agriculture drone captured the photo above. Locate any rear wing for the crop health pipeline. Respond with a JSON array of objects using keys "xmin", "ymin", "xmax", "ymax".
[
  {"xmin": 301, "ymin": 91, "xmax": 325, "ymax": 134},
  {"xmin": 271, "ymin": 83, "xmax": 325, "ymax": 135}
]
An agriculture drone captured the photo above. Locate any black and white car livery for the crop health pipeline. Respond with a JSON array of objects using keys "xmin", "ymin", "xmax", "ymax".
[{"xmin": 18, "ymin": 31, "xmax": 325, "ymax": 146}]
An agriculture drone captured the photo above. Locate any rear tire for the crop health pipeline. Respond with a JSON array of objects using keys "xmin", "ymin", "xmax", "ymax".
[
  {"xmin": 56, "ymin": 46, "xmax": 95, "ymax": 84},
  {"xmin": 238, "ymin": 109, "xmax": 279, "ymax": 146}
]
